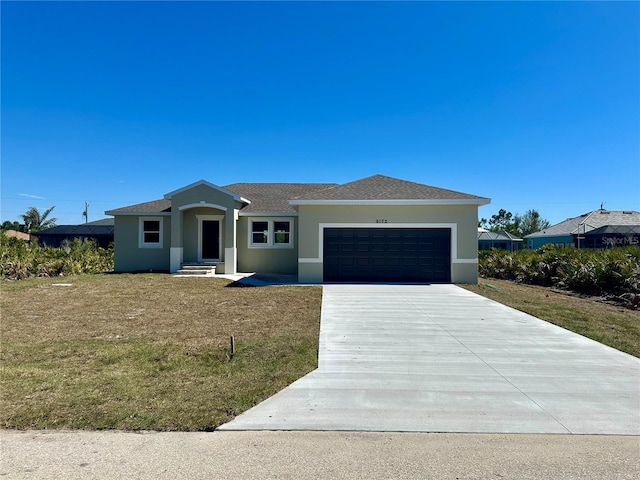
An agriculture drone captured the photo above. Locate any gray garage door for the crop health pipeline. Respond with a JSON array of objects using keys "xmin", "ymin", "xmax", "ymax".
[{"xmin": 323, "ymin": 228, "xmax": 451, "ymax": 283}]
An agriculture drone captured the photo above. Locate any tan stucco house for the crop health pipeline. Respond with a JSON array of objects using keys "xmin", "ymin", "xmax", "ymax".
[{"xmin": 106, "ymin": 174, "xmax": 490, "ymax": 283}]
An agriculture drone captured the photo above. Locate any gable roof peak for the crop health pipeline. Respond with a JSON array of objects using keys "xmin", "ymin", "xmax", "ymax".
[{"xmin": 163, "ymin": 179, "xmax": 250, "ymax": 204}]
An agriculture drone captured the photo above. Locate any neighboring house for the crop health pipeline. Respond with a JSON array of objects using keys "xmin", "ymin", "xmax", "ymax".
[
  {"xmin": 33, "ymin": 219, "xmax": 115, "ymax": 248},
  {"xmin": 105, "ymin": 174, "xmax": 490, "ymax": 283},
  {"xmin": 525, "ymin": 209, "xmax": 640, "ymax": 249},
  {"xmin": 579, "ymin": 225, "xmax": 640, "ymax": 249},
  {"xmin": 2, "ymin": 229, "xmax": 31, "ymax": 242},
  {"xmin": 478, "ymin": 229, "xmax": 523, "ymax": 251}
]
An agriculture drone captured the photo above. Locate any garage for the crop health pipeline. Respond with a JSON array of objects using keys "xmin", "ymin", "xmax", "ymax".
[{"xmin": 323, "ymin": 227, "xmax": 451, "ymax": 283}]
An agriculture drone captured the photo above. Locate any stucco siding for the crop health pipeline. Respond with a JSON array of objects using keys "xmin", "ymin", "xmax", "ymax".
[
  {"xmin": 297, "ymin": 204, "xmax": 479, "ymax": 283},
  {"xmin": 113, "ymin": 216, "xmax": 170, "ymax": 272},
  {"xmin": 170, "ymin": 184, "xmax": 238, "ymax": 249},
  {"xmin": 180, "ymin": 207, "xmax": 226, "ymax": 263},
  {"xmin": 236, "ymin": 217, "xmax": 298, "ymax": 274}
]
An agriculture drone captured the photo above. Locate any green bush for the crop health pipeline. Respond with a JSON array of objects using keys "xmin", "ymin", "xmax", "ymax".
[
  {"xmin": 479, "ymin": 246, "xmax": 640, "ymax": 296},
  {"xmin": 0, "ymin": 232, "xmax": 114, "ymax": 280}
]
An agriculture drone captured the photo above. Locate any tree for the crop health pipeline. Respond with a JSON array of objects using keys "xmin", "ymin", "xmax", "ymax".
[
  {"xmin": 480, "ymin": 209, "xmax": 515, "ymax": 232},
  {"xmin": 19, "ymin": 206, "xmax": 57, "ymax": 232},
  {"xmin": 1, "ymin": 220, "xmax": 23, "ymax": 232},
  {"xmin": 517, "ymin": 209, "xmax": 551, "ymax": 237},
  {"xmin": 479, "ymin": 208, "xmax": 550, "ymax": 237}
]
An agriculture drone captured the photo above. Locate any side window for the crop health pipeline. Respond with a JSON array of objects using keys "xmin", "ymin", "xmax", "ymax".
[{"xmin": 139, "ymin": 217, "xmax": 163, "ymax": 248}]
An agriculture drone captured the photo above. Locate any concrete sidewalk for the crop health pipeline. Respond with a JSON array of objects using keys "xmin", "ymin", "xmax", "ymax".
[
  {"xmin": 220, "ymin": 284, "xmax": 640, "ymax": 434},
  {"xmin": 2, "ymin": 430, "xmax": 639, "ymax": 480}
]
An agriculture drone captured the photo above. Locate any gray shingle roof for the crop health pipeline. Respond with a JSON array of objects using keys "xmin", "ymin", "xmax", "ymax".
[
  {"xmin": 223, "ymin": 183, "xmax": 338, "ymax": 213},
  {"xmin": 478, "ymin": 230, "xmax": 523, "ymax": 241},
  {"xmin": 291, "ymin": 174, "xmax": 489, "ymax": 202},
  {"xmin": 106, "ymin": 175, "xmax": 489, "ymax": 215},
  {"xmin": 106, "ymin": 199, "xmax": 172, "ymax": 215},
  {"xmin": 526, "ymin": 210, "xmax": 640, "ymax": 238}
]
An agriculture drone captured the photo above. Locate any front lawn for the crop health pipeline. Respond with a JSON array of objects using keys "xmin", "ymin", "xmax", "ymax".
[
  {"xmin": 0, "ymin": 274, "xmax": 322, "ymax": 430},
  {"xmin": 462, "ymin": 279, "xmax": 640, "ymax": 358}
]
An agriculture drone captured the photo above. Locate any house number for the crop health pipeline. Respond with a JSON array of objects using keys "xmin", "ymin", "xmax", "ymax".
[{"xmin": 376, "ymin": 219, "xmax": 388, "ymax": 223}]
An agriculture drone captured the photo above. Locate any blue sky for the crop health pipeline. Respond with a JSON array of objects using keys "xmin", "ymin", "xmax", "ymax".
[{"xmin": 2, "ymin": 1, "xmax": 639, "ymax": 227}]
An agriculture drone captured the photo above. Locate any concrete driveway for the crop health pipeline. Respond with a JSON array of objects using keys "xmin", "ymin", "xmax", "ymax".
[{"xmin": 220, "ymin": 284, "xmax": 640, "ymax": 434}]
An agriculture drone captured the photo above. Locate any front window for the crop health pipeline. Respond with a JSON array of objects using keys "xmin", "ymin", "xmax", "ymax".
[
  {"xmin": 249, "ymin": 218, "xmax": 293, "ymax": 248},
  {"xmin": 252, "ymin": 221, "xmax": 269, "ymax": 244},
  {"xmin": 139, "ymin": 217, "xmax": 163, "ymax": 248},
  {"xmin": 274, "ymin": 221, "xmax": 291, "ymax": 244}
]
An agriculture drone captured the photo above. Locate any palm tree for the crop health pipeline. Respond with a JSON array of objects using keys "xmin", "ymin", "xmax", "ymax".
[{"xmin": 20, "ymin": 206, "xmax": 57, "ymax": 232}]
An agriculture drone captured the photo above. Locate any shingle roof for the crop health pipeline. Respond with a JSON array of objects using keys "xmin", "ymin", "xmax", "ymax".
[
  {"xmin": 224, "ymin": 183, "xmax": 338, "ymax": 213},
  {"xmin": 526, "ymin": 210, "xmax": 640, "ymax": 238},
  {"xmin": 33, "ymin": 224, "xmax": 114, "ymax": 236},
  {"xmin": 478, "ymin": 230, "xmax": 523, "ymax": 241},
  {"xmin": 106, "ymin": 175, "xmax": 489, "ymax": 215},
  {"xmin": 106, "ymin": 199, "xmax": 172, "ymax": 215},
  {"xmin": 291, "ymin": 174, "xmax": 489, "ymax": 202}
]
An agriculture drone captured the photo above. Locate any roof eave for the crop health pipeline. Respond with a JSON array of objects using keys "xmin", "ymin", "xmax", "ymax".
[
  {"xmin": 105, "ymin": 211, "xmax": 172, "ymax": 216},
  {"xmin": 238, "ymin": 211, "xmax": 299, "ymax": 217}
]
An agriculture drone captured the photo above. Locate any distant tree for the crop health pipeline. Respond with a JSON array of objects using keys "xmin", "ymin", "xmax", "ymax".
[
  {"xmin": 1, "ymin": 220, "xmax": 22, "ymax": 232},
  {"xmin": 19, "ymin": 206, "xmax": 57, "ymax": 232},
  {"xmin": 481, "ymin": 209, "xmax": 515, "ymax": 232},
  {"xmin": 479, "ymin": 208, "xmax": 550, "ymax": 237},
  {"xmin": 517, "ymin": 209, "xmax": 551, "ymax": 237}
]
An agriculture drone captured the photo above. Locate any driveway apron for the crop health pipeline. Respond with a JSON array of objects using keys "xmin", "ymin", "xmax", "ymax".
[{"xmin": 219, "ymin": 285, "xmax": 640, "ymax": 434}]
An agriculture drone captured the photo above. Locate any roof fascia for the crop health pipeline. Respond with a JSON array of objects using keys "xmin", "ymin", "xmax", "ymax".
[
  {"xmin": 238, "ymin": 211, "xmax": 299, "ymax": 217},
  {"xmin": 289, "ymin": 198, "xmax": 491, "ymax": 206},
  {"xmin": 105, "ymin": 211, "xmax": 172, "ymax": 216}
]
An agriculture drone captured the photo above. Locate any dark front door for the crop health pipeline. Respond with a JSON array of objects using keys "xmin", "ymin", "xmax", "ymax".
[
  {"xmin": 323, "ymin": 228, "xmax": 451, "ymax": 283},
  {"xmin": 202, "ymin": 220, "xmax": 220, "ymax": 259}
]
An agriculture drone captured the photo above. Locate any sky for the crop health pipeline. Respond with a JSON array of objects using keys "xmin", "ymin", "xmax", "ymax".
[{"xmin": 2, "ymin": 1, "xmax": 639, "ymax": 227}]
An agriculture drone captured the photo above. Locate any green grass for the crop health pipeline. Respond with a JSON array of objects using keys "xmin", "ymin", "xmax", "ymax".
[
  {"xmin": 0, "ymin": 274, "xmax": 322, "ymax": 431},
  {"xmin": 462, "ymin": 279, "xmax": 640, "ymax": 358}
]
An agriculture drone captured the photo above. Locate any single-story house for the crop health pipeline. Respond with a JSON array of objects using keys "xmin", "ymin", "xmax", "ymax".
[
  {"xmin": 105, "ymin": 174, "xmax": 490, "ymax": 283},
  {"xmin": 578, "ymin": 225, "xmax": 640, "ymax": 249},
  {"xmin": 478, "ymin": 229, "xmax": 523, "ymax": 251},
  {"xmin": 525, "ymin": 209, "xmax": 640, "ymax": 249},
  {"xmin": 32, "ymin": 219, "xmax": 115, "ymax": 248}
]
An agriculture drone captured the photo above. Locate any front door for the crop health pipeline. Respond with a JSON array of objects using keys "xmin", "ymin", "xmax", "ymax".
[{"xmin": 201, "ymin": 220, "xmax": 220, "ymax": 260}]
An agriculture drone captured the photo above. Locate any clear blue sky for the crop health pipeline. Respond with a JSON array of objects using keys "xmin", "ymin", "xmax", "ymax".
[{"xmin": 2, "ymin": 1, "xmax": 639, "ymax": 227}]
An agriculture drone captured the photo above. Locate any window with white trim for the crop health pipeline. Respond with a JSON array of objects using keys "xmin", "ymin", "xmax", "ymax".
[
  {"xmin": 249, "ymin": 218, "xmax": 293, "ymax": 248},
  {"xmin": 139, "ymin": 217, "xmax": 163, "ymax": 248}
]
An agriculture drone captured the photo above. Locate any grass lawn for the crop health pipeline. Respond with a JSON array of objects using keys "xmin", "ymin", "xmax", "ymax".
[
  {"xmin": 0, "ymin": 274, "xmax": 322, "ymax": 431},
  {"xmin": 462, "ymin": 279, "xmax": 640, "ymax": 358}
]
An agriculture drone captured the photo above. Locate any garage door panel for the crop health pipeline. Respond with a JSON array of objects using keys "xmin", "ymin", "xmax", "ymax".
[{"xmin": 323, "ymin": 228, "xmax": 451, "ymax": 283}]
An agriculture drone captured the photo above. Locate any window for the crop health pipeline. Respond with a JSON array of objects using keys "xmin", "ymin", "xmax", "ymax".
[
  {"xmin": 252, "ymin": 221, "xmax": 269, "ymax": 244},
  {"xmin": 249, "ymin": 218, "xmax": 293, "ymax": 248},
  {"xmin": 139, "ymin": 217, "xmax": 163, "ymax": 248}
]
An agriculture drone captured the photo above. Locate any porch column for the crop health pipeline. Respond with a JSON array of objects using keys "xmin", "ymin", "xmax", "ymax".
[
  {"xmin": 170, "ymin": 209, "xmax": 183, "ymax": 273},
  {"xmin": 224, "ymin": 209, "xmax": 237, "ymax": 274}
]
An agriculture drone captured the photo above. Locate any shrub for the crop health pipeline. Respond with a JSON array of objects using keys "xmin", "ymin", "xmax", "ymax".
[
  {"xmin": 0, "ymin": 232, "xmax": 114, "ymax": 280},
  {"xmin": 479, "ymin": 246, "xmax": 640, "ymax": 296}
]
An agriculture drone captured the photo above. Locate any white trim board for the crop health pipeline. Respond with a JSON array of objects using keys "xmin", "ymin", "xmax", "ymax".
[
  {"xmin": 297, "ymin": 222, "xmax": 477, "ymax": 265},
  {"xmin": 179, "ymin": 202, "xmax": 228, "ymax": 212},
  {"xmin": 289, "ymin": 199, "xmax": 490, "ymax": 206}
]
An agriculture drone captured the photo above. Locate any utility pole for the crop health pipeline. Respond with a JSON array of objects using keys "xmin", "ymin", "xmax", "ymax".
[{"xmin": 82, "ymin": 201, "xmax": 89, "ymax": 223}]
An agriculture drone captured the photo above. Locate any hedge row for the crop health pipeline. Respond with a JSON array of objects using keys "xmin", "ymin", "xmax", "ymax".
[
  {"xmin": 479, "ymin": 246, "xmax": 640, "ymax": 296},
  {"xmin": 0, "ymin": 232, "xmax": 114, "ymax": 280}
]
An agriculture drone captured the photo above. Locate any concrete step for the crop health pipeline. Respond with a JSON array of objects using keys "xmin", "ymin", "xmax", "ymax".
[{"xmin": 174, "ymin": 264, "xmax": 216, "ymax": 277}]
